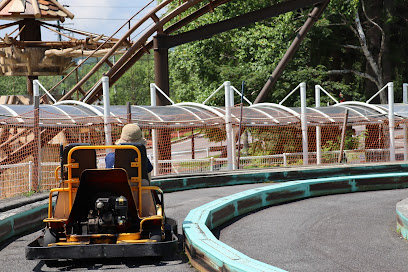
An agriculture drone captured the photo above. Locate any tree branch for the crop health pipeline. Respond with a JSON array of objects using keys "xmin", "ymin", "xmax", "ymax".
[
  {"xmin": 353, "ymin": 12, "xmax": 382, "ymax": 84},
  {"xmin": 328, "ymin": 69, "xmax": 380, "ymax": 89},
  {"xmin": 326, "ymin": 23, "xmax": 347, "ymax": 27},
  {"xmin": 361, "ymin": 0, "xmax": 385, "ymax": 76},
  {"xmin": 343, "ymin": 44, "xmax": 361, "ymax": 50}
]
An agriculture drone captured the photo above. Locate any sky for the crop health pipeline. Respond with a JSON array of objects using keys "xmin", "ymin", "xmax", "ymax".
[
  {"xmin": 0, "ymin": 0, "xmax": 160, "ymax": 42},
  {"xmin": 58, "ymin": 0, "xmax": 154, "ymax": 40}
]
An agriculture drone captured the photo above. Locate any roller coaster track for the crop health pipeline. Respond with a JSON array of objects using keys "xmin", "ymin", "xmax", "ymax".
[
  {"xmin": 53, "ymin": 0, "xmax": 328, "ymax": 104},
  {"xmin": 56, "ymin": 0, "xmax": 230, "ymax": 104}
]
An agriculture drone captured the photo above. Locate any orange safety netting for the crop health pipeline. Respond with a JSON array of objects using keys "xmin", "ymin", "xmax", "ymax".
[{"xmin": 0, "ymin": 108, "xmax": 405, "ymax": 199}]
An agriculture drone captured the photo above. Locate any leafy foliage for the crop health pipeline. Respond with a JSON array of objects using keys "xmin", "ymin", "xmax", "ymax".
[
  {"xmin": 168, "ymin": 0, "xmax": 408, "ymax": 105},
  {"xmin": 0, "ymin": 76, "xmax": 27, "ymax": 95},
  {"xmin": 248, "ymin": 126, "xmax": 302, "ymax": 156},
  {"xmin": 167, "ymin": 0, "xmax": 364, "ymax": 106}
]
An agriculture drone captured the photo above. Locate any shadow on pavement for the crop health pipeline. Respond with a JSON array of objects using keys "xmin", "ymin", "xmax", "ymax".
[{"xmin": 32, "ymin": 252, "xmax": 189, "ymax": 271}]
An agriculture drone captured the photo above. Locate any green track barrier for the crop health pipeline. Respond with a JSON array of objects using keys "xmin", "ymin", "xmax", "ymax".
[
  {"xmin": 396, "ymin": 198, "xmax": 408, "ymax": 240},
  {"xmin": 183, "ymin": 172, "xmax": 408, "ymax": 271}
]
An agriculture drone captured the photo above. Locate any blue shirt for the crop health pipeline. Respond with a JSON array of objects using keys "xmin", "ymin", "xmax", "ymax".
[{"xmin": 105, "ymin": 152, "xmax": 153, "ymax": 173}]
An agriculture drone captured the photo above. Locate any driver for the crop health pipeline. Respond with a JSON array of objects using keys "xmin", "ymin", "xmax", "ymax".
[
  {"xmin": 105, "ymin": 123, "xmax": 153, "ymax": 179},
  {"xmin": 105, "ymin": 123, "xmax": 156, "ymax": 216}
]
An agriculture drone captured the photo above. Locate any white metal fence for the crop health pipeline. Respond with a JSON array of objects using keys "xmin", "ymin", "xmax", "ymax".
[
  {"xmin": 153, "ymin": 148, "xmax": 401, "ymax": 174},
  {"xmin": 0, "ymin": 148, "xmax": 404, "ymax": 200}
]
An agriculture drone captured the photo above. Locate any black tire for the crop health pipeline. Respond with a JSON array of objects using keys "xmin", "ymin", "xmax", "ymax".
[
  {"xmin": 164, "ymin": 223, "xmax": 172, "ymax": 241},
  {"xmin": 177, "ymin": 234, "xmax": 185, "ymax": 251},
  {"xmin": 165, "ymin": 217, "xmax": 178, "ymax": 236},
  {"xmin": 150, "ymin": 228, "xmax": 162, "ymax": 242}
]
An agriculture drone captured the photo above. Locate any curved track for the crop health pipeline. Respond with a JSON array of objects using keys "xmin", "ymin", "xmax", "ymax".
[
  {"xmin": 219, "ymin": 188, "xmax": 408, "ymax": 272},
  {"xmin": 0, "ymin": 183, "xmax": 266, "ymax": 272},
  {"xmin": 3, "ymin": 185, "xmax": 408, "ymax": 271}
]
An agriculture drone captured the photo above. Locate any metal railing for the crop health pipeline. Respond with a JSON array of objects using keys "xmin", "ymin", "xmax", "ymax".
[
  {"xmin": 155, "ymin": 148, "xmax": 403, "ymax": 174},
  {"xmin": 0, "ymin": 148, "xmax": 404, "ymax": 199}
]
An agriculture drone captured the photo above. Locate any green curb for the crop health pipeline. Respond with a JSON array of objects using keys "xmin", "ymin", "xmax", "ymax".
[
  {"xmin": 152, "ymin": 163, "xmax": 408, "ymax": 193},
  {"xmin": 0, "ymin": 203, "xmax": 49, "ymax": 244},
  {"xmin": 396, "ymin": 198, "xmax": 408, "ymax": 240},
  {"xmin": 183, "ymin": 172, "xmax": 408, "ymax": 272}
]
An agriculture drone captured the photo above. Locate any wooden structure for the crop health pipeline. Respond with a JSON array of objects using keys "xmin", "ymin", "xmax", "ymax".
[
  {"xmin": 0, "ymin": 0, "xmax": 126, "ymax": 95},
  {"xmin": 0, "ymin": 0, "xmax": 74, "ymax": 78},
  {"xmin": 0, "ymin": 94, "xmax": 31, "ymax": 104}
]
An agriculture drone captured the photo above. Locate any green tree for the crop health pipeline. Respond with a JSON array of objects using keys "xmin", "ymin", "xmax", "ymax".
[
  {"xmin": 0, "ymin": 77, "xmax": 26, "ymax": 95},
  {"xmin": 167, "ymin": 0, "xmax": 408, "ymax": 106},
  {"xmin": 112, "ymin": 55, "xmax": 154, "ymax": 105},
  {"xmin": 167, "ymin": 0, "xmax": 350, "ymax": 106}
]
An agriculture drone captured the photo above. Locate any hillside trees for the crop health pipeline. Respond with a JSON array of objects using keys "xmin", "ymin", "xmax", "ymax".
[
  {"xmin": 166, "ymin": 0, "xmax": 352, "ymax": 106},
  {"xmin": 167, "ymin": 0, "xmax": 408, "ymax": 105},
  {"xmin": 0, "ymin": 76, "xmax": 26, "ymax": 95},
  {"xmin": 110, "ymin": 55, "xmax": 154, "ymax": 105},
  {"xmin": 168, "ymin": 0, "xmax": 310, "ymax": 106},
  {"xmin": 325, "ymin": 0, "xmax": 408, "ymax": 103}
]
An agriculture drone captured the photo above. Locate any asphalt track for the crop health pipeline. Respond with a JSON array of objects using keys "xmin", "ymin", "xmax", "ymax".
[
  {"xmin": 2, "ymin": 184, "xmax": 408, "ymax": 271},
  {"xmin": 218, "ymin": 188, "xmax": 408, "ymax": 272},
  {"xmin": 0, "ymin": 183, "xmax": 267, "ymax": 272}
]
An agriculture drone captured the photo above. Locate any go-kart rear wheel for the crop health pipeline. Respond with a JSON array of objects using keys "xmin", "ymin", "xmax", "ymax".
[
  {"xmin": 165, "ymin": 217, "xmax": 178, "ymax": 235},
  {"xmin": 150, "ymin": 228, "xmax": 162, "ymax": 242},
  {"xmin": 164, "ymin": 223, "xmax": 173, "ymax": 241}
]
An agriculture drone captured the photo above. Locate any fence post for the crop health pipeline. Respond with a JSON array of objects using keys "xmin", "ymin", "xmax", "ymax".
[
  {"xmin": 150, "ymin": 83, "xmax": 159, "ymax": 176},
  {"xmin": 126, "ymin": 101, "xmax": 132, "ymax": 124},
  {"xmin": 388, "ymin": 82, "xmax": 395, "ymax": 162},
  {"xmin": 405, "ymin": 123, "xmax": 408, "ymax": 162},
  {"xmin": 315, "ymin": 85, "xmax": 322, "ymax": 165},
  {"xmin": 300, "ymin": 82, "xmax": 308, "ymax": 165},
  {"xmin": 338, "ymin": 110, "xmax": 349, "ymax": 164},
  {"xmin": 191, "ymin": 128, "xmax": 195, "ymax": 159},
  {"xmin": 283, "ymin": 153, "xmax": 288, "ymax": 167},
  {"xmin": 225, "ymin": 81, "xmax": 234, "ymax": 170},
  {"xmin": 33, "ymin": 80, "xmax": 41, "ymax": 191},
  {"xmin": 210, "ymin": 157, "xmax": 214, "ymax": 171},
  {"xmin": 230, "ymin": 83, "xmax": 237, "ymax": 170},
  {"xmin": 102, "ymin": 76, "xmax": 112, "ymax": 147},
  {"xmin": 28, "ymin": 161, "xmax": 33, "ymax": 192},
  {"xmin": 403, "ymin": 83, "xmax": 408, "ymax": 161}
]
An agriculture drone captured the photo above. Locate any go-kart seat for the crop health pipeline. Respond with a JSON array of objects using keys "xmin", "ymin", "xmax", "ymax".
[
  {"xmin": 54, "ymin": 143, "xmax": 97, "ymax": 219},
  {"xmin": 61, "ymin": 143, "xmax": 97, "ymax": 181},
  {"xmin": 114, "ymin": 143, "xmax": 156, "ymax": 217},
  {"xmin": 114, "ymin": 143, "xmax": 149, "ymax": 182}
]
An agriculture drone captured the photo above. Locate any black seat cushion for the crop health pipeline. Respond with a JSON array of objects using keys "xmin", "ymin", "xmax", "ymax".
[{"xmin": 114, "ymin": 143, "xmax": 148, "ymax": 180}]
